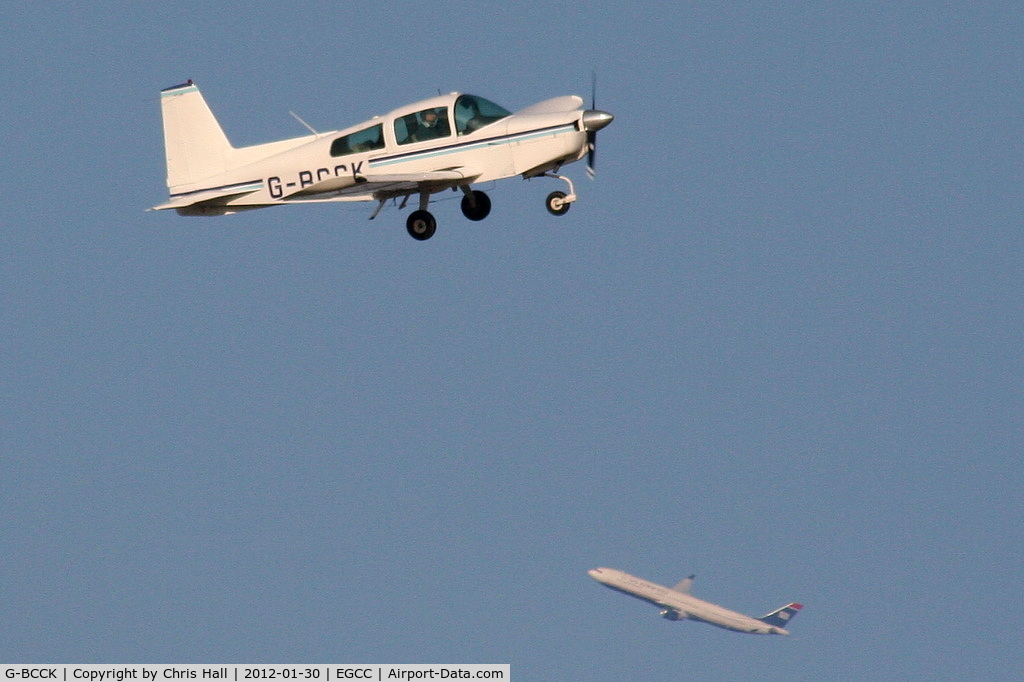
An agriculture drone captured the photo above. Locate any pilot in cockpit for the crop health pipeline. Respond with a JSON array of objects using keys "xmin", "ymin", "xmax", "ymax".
[{"xmin": 413, "ymin": 109, "xmax": 449, "ymax": 141}]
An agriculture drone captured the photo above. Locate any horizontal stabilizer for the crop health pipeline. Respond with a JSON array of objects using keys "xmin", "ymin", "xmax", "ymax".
[{"xmin": 150, "ymin": 181, "xmax": 263, "ymax": 213}]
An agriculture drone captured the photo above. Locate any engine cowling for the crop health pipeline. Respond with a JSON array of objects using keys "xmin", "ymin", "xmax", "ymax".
[{"xmin": 660, "ymin": 608, "xmax": 685, "ymax": 621}]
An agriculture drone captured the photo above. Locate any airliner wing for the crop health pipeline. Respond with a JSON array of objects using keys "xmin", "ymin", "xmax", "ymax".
[{"xmin": 286, "ymin": 169, "xmax": 481, "ymax": 201}]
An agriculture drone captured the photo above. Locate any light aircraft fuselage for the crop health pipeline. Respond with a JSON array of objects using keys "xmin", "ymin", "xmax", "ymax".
[{"xmin": 153, "ymin": 81, "xmax": 613, "ymax": 240}]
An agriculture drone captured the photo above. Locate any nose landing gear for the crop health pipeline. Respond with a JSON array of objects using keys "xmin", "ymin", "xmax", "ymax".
[
  {"xmin": 546, "ymin": 191, "xmax": 571, "ymax": 216},
  {"xmin": 541, "ymin": 173, "xmax": 577, "ymax": 216}
]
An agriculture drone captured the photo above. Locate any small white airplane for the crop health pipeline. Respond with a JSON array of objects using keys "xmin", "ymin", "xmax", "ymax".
[
  {"xmin": 589, "ymin": 567, "xmax": 803, "ymax": 635},
  {"xmin": 152, "ymin": 80, "xmax": 613, "ymax": 240}
]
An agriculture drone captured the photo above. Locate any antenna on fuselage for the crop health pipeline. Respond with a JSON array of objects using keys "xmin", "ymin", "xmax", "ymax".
[{"xmin": 289, "ymin": 110, "xmax": 319, "ymax": 136}]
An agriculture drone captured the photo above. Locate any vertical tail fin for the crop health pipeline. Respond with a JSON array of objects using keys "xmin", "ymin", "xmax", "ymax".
[
  {"xmin": 671, "ymin": 575, "xmax": 695, "ymax": 594},
  {"xmin": 160, "ymin": 80, "xmax": 233, "ymax": 190},
  {"xmin": 758, "ymin": 602, "xmax": 803, "ymax": 629}
]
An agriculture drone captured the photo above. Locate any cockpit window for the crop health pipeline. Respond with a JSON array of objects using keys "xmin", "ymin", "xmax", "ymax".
[
  {"xmin": 330, "ymin": 123, "xmax": 384, "ymax": 157},
  {"xmin": 454, "ymin": 95, "xmax": 511, "ymax": 135},
  {"xmin": 394, "ymin": 107, "xmax": 451, "ymax": 145}
]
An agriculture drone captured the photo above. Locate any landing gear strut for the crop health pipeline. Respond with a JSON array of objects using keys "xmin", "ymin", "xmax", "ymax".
[{"xmin": 542, "ymin": 173, "xmax": 577, "ymax": 216}]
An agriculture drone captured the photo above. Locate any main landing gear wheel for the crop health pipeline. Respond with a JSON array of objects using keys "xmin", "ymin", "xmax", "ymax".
[
  {"xmin": 546, "ymin": 191, "xmax": 571, "ymax": 216},
  {"xmin": 406, "ymin": 210, "xmax": 437, "ymax": 240},
  {"xmin": 460, "ymin": 190, "xmax": 491, "ymax": 221}
]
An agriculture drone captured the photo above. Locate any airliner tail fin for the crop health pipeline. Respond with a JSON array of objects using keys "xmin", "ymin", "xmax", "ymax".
[
  {"xmin": 671, "ymin": 575, "xmax": 695, "ymax": 594},
  {"xmin": 758, "ymin": 602, "xmax": 803, "ymax": 629}
]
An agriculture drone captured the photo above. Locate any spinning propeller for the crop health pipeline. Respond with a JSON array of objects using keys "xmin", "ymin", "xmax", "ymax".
[{"xmin": 582, "ymin": 73, "xmax": 614, "ymax": 178}]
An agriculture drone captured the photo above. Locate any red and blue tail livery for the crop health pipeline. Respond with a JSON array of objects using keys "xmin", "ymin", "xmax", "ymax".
[{"xmin": 758, "ymin": 602, "xmax": 804, "ymax": 630}]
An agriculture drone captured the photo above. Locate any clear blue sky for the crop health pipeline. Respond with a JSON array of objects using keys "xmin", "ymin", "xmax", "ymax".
[{"xmin": 2, "ymin": 2, "xmax": 1021, "ymax": 678}]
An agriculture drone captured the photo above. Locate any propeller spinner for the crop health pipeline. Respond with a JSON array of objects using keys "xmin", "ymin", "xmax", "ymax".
[{"xmin": 582, "ymin": 76, "xmax": 613, "ymax": 177}]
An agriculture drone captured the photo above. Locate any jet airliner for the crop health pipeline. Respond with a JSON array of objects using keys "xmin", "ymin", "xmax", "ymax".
[{"xmin": 589, "ymin": 567, "xmax": 802, "ymax": 635}]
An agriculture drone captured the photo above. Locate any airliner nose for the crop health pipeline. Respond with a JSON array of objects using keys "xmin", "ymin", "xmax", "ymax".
[{"xmin": 582, "ymin": 110, "xmax": 614, "ymax": 132}]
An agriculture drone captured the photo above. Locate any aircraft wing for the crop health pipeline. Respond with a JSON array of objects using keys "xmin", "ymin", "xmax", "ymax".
[
  {"xmin": 286, "ymin": 169, "xmax": 481, "ymax": 202},
  {"xmin": 150, "ymin": 181, "xmax": 263, "ymax": 211},
  {"xmin": 152, "ymin": 169, "xmax": 482, "ymax": 212}
]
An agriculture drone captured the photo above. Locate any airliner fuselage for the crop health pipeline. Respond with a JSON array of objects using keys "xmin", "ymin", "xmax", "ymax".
[{"xmin": 589, "ymin": 567, "xmax": 802, "ymax": 635}]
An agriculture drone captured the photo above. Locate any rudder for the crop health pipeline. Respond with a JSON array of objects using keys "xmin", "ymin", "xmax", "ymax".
[{"xmin": 160, "ymin": 80, "xmax": 233, "ymax": 190}]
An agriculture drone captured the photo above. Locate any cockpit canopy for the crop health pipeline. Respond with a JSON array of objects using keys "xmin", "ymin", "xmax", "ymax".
[
  {"xmin": 330, "ymin": 94, "xmax": 513, "ymax": 157},
  {"xmin": 453, "ymin": 95, "xmax": 512, "ymax": 135},
  {"xmin": 391, "ymin": 94, "xmax": 512, "ymax": 146}
]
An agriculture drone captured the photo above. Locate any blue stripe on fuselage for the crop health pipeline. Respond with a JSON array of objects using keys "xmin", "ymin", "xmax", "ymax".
[{"xmin": 369, "ymin": 122, "xmax": 578, "ymax": 168}]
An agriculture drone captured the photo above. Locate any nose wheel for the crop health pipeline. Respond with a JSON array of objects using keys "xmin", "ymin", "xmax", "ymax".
[
  {"xmin": 546, "ymin": 191, "xmax": 571, "ymax": 216},
  {"xmin": 542, "ymin": 173, "xmax": 577, "ymax": 216}
]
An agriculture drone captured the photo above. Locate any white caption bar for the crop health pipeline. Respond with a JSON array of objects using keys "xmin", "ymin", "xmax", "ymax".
[{"xmin": 1, "ymin": 667, "xmax": 509, "ymax": 682}]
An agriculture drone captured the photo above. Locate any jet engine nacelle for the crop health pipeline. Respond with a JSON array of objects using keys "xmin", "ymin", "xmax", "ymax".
[{"xmin": 660, "ymin": 608, "xmax": 686, "ymax": 621}]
